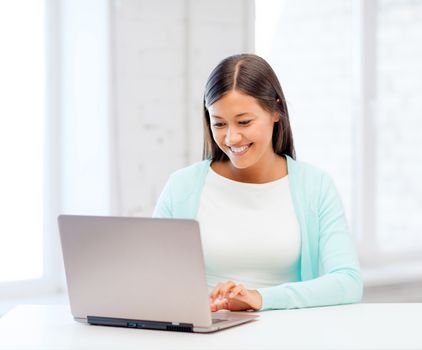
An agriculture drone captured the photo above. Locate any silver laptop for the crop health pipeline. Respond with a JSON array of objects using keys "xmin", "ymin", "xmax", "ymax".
[{"xmin": 58, "ymin": 215, "xmax": 259, "ymax": 333}]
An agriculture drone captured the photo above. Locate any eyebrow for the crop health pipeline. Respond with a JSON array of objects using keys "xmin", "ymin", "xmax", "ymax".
[{"xmin": 210, "ymin": 113, "xmax": 252, "ymax": 119}]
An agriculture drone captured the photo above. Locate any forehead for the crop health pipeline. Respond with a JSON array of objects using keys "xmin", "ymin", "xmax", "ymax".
[{"xmin": 208, "ymin": 90, "xmax": 263, "ymax": 116}]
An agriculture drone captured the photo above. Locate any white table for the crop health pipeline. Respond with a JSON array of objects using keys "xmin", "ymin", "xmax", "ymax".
[{"xmin": 0, "ymin": 304, "xmax": 421, "ymax": 349}]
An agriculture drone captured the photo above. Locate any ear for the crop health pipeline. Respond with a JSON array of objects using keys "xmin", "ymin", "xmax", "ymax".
[{"xmin": 272, "ymin": 112, "xmax": 280, "ymax": 123}]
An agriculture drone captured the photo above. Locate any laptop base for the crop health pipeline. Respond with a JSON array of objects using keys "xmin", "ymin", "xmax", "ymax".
[{"xmin": 87, "ymin": 315, "xmax": 194, "ymax": 332}]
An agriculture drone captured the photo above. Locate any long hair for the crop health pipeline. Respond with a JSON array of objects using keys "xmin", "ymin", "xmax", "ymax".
[{"xmin": 202, "ymin": 53, "xmax": 296, "ymax": 161}]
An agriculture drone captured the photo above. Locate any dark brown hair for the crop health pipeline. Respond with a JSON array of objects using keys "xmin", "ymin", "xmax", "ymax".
[{"xmin": 202, "ymin": 53, "xmax": 296, "ymax": 161}]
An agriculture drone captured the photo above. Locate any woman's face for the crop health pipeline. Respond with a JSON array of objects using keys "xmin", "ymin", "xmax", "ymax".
[{"xmin": 208, "ymin": 89, "xmax": 279, "ymax": 170}]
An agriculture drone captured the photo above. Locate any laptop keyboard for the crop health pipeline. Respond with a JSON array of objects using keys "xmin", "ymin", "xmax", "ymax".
[{"xmin": 212, "ymin": 318, "xmax": 226, "ymax": 324}]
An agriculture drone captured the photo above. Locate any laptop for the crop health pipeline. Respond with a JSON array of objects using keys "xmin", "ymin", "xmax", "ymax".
[{"xmin": 58, "ymin": 215, "xmax": 259, "ymax": 333}]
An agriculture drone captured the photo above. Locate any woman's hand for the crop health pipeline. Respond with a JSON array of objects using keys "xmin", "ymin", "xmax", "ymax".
[{"xmin": 209, "ymin": 281, "xmax": 262, "ymax": 312}]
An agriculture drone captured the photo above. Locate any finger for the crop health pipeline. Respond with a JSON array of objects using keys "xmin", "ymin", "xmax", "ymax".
[
  {"xmin": 210, "ymin": 294, "xmax": 225, "ymax": 306},
  {"xmin": 212, "ymin": 298, "xmax": 229, "ymax": 312},
  {"xmin": 210, "ymin": 281, "xmax": 235, "ymax": 301},
  {"xmin": 210, "ymin": 300, "xmax": 220, "ymax": 312},
  {"xmin": 220, "ymin": 281, "xmax": 237, "ymax": 298},
  {"xmin": 229, "ymin": 286, "xmax": 246, "ymax": 299},
  {"xmin": 210, "ymin": 283, "xmax": 224, "ymax": 300},
  {"xmin": 229, "ymin": 284, "xmax": 247, "ymax": 298}
]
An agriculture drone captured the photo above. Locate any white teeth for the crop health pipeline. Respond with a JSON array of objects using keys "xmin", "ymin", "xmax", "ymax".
[{"xmin": 230, "ymin": 144, "xmax": 250, "ymax": 153}]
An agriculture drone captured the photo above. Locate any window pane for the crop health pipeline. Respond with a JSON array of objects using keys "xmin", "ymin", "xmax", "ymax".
[
  {"xmin": 255, "ymin": 0, "xmax": 354, "ymax": 223},
  {"xmin": 0, "ymin": 0, "xmax": 45, "ymax": 282},
  {"xmin": 375, "ymin": 0, "xmax": 422, "ymax": 253}
]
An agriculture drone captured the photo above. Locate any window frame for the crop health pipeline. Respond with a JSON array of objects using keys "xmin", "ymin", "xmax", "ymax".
[
  {"xmin": 352, "ymin": 0, "xmax": 422, "ymax": 270},
  {"xmin": 0, "ymin": 0, "xmax": 63, "ymax": 299}
]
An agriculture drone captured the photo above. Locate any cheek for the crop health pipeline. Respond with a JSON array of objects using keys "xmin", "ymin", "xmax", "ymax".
[
  {"xmin": 210, "ymin": 129, "xmax": 218, "ymax": 142},
  {"xmin": 211, "ymin": 129, "xmax": 224, "ymax": 144},
  {"xmin": 250, "ymin": 124, "xmax": 275, "ymax": 145},
  {"xmin": 249, "ymin": 124, "xmax": 267, "ymax": 138},
  {"xmin": 263, "ymin": 121, "xmax": 276, "ymax": 136}
]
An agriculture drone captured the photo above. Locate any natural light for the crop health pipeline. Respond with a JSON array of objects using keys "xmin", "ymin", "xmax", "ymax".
[
  {"xmin": 254, "ymin": 0, "xmax": 422, "ymax": 258},
  {"xmin": 0, "ymin": 0, "xmax": 45, "ymax": 282}
]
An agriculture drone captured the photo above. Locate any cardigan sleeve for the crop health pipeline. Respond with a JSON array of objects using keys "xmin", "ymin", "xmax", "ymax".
[
  {"xmin": 257, "ymin": 174, "xmax": 363, "ymax": 310},
  {"xmin": 152, "ymin": 177, "xmax": 173, "ymax": 218}
]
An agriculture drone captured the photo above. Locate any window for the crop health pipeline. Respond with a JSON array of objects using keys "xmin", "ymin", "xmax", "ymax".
[
  {"xmin": 375, "ymin": 0, "xmax": 422, "ymax": 255},
  {"xmin": 0, "ymin": 0, "xmax": 46, "ymax": 282},
  {"xmin": 255, "ymin": 0, "xmax": 422, "ymax": 265}
]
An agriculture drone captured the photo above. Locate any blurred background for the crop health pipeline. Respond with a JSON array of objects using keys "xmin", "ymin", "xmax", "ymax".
[{"xmin": 1, "ymin": 0, "xmax": 421, "ymax": 316}]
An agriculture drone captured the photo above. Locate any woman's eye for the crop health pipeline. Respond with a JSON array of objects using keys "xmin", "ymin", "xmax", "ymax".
[
  {"xmin": 239, "ymin": 120, "xmax": 251, "ymax": 125},
  {"xmin": 212, "ymin": 123, "xmax": 225, "ymax": 128},
  {"xmin": 212, "ymin": 121, "xmax": 251, "ymax": 127}
]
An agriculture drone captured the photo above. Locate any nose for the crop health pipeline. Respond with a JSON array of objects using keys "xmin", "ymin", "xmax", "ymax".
[{"xmin": 225, "ymin": 126, "xmax": 242, "ymax": 145}]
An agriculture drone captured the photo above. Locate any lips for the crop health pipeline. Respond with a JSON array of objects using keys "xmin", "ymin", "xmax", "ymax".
[{"xmin": 228, "ymin": 143, "xmax": 253, "ymax": 156}]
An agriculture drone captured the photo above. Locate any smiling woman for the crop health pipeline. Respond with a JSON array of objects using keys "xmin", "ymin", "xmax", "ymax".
[
  {"xmin": 207, "ymin": 91, "xmax": 281, "ymax": 183},
  {"xmin": 153, "ymin": 54, "xmax": 363, "ymax": 312}
]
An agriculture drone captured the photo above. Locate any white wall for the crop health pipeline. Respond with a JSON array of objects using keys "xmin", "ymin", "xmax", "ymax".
[{"xmin": 111, "ymin": 0, "xmax": 254, "ymax": 217}]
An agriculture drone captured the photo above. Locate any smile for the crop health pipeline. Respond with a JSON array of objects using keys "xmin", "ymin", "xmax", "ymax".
[{"xmin": 228, "ymin": 143, "xmax": 253, "ymax": 155}]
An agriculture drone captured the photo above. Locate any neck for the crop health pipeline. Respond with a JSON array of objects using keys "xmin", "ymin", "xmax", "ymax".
[{"xmin": 226, "ymin": 153, "xmax": 286, "ymax": 184}]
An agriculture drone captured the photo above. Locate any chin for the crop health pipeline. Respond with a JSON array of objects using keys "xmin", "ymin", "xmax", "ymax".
[{"xmin": 227, "ymin": 158, "xmax": 253, "ymax": 170}]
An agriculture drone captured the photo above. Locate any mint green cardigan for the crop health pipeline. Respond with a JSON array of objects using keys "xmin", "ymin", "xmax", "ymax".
[{"xmin": 153, "ymin": 155, "xmax": 363, "ymax": 310}]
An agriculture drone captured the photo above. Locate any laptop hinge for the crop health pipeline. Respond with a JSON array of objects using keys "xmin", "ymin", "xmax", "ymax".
[{"xmin": 87, "ymin": 315, "xmax": 193, "ymax": 332}]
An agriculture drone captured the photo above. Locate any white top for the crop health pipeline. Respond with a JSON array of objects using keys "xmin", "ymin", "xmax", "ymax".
[{"xmin": 196, "ymin": 167, "xmax": 301, "ymax": 291}]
